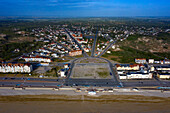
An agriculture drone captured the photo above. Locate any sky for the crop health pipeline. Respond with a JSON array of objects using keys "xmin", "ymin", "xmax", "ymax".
[{"xmin": 0, "ymin": 0, "xmax": 170, "ymax": 17}]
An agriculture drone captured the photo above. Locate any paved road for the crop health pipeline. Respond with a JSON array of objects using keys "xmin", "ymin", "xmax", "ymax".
[
  {"xmin": 91, "ymin": 29, "xmax": 98, "ymax": 57},
  {"xmin": 97, "ymin": 41, "xmax": 116, "ymax": 57},
  {"xmin": 64, "ymin": 28, "xmax": 88, "ymax": 57},
  {"xmin": 66, "ymin": 58, "xmax": 79, "ymax": 79},
  {"xmin": 64, "ymin": 79, "xmax": 120, "ymax": 87},
  {"xmin": 0, "ymin": 76, "xmax": 65, "ymax": 87},
  {"xmin": 0, "ymin": 77, "xmax": 62, "ymax": 82},
  {"xmin": 97, "ymin": 32, "xmax": 129, "ymax": 57},
  {"xmin": 0, "ymin": 76, "xmax": 170, "ymax": 88},
  {"xmin": 55, "ymin": 41, "xmax": 71, "ymax": 52},
  {"xmin": 0, "ymin": 81, "xmax": 62, "ymax": 87}
]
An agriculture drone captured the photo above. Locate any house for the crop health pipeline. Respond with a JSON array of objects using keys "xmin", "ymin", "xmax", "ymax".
[
  {"xmin": 112, "ymin": 45, "xmax": 116, "ymax": 49},
  {"xmin": 150, "ymin": 66, "xmax": 155, "ymax": 72},
  {"xmin": 164, "ymin": 60, "xmax": 170, "ymax": 64},
  {"xmin": 64, "ymin": 64, "xmax": 70, "ymax": 69},
  {"xmin": 69, "ymin": 50, "xmax": 82, "ymax": 56},
  {"xmin": 84, "ymin": 48, "xmax": 90, "ymax": 52},
  {"xmin": 51, "ymin": 53, "xmax": 59, "ymax": 58},
  {"xmin": 107, "ymin": 51, "xmax": 111, "ymax": 54},
  {"xmin": 135, "ymin": 58, "xmax": 147, "ymax": 64},
  {"xmin": 40, "ymin": 63, "xmax": 49, "ymax": 66},
  {"xmin": 0, "ymin": 63, "xmax": 32, "ymax": 73},
  {"xmin": 77, "ymin": 39, "xmax": 88, "ymax": 44},
  {"xmin": 148, "ymin": 59, "xmax": 154, "ymax": 64},
  {"xmin": 154, "ymin": 61, "xmax": 160, "ymax": 64}
]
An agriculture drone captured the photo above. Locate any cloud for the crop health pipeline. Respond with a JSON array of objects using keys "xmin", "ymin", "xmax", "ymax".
[{"xmin": 47, "ymin": 0, "xmax": 103, "ymax": 8}]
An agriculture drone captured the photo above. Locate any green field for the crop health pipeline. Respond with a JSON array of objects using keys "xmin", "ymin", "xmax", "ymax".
[{"xmin": 103, "ymin": 46, "xmax": 163, "ymax": 63}]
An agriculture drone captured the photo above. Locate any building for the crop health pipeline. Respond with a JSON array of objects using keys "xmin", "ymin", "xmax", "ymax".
[
  {"xmin": 126, "ymin": 72, "xmax": 153, "ymax": 79},
  {"xmin": 150, "ymin": 66, "xmax": 155, "ymax": 72},
  {"xmin": 59, "ymin": 69, "xmax": 67, "ymax": 77},
  {"xmin": 135, "ymin": 58, "xmax": 147, "ymax": 64},
  {"xmin": 84, "ymin": 48, "xmax": 90, "ymax": 52},
  {"xmin": 164, "ymin": 60, "xmax": 170, "ymax": 64},
  {"xmin": 116, "ymin": 64, "xmax": 144, "ymax": 71},
  {"xmin": 22, "ymin": 56, "xmax": 52, "ymax": 63},
  {"xmin": 77, "ymin": 39, "xmax": 88, "ymax": 44},
  {"xmin": 119, "ymin": 74, "xmax": 127, "ymax": 79},
  {"xmin": 69, "ymin": 50, "xmax": 82, "ymax": 56},
  {"xmin": 51, "ymin": 53, "xmax": 59, "ymax": 58},
  {"xmin": 158, "ymin": 73, "xmax": 170, "ymax": 79},
  {"xmin": 107, "ymin": 51, "xmax": 111, "ymax": 54},
  {"xmin": 71, "ymin": 33, "xmax": 83, "ymax": 39},
  {"xmin": 155, "ymin": 65, "xmax": 170, "ymax": 71},
  {"xmin": 64, "ymin": 64, "xmax": 70, "ymax": 69},
  {"xmin": 112, "ymin": 45, "xmax": 116, "ymax": 49},
  {"xmin": 149, "ymin": 59, "xmax": 154, "ymax": 64},
  {"xmin": 0, "ymin": 63, "xmax": 32, "ymax": 73}
]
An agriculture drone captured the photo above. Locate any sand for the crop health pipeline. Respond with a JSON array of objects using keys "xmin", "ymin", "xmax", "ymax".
[
  {"xmin": 0, "ymin": 88, "xmax": 170, "ymax": 113},
  {"xmin": 0, "ymin": 95, "xmax": 170, "ymax": 113}
]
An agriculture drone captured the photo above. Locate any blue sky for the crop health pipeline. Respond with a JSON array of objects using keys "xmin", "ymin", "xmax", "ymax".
[{"xmin": 0, "ymin": 0, "xmax": 170, "ymax": 17}]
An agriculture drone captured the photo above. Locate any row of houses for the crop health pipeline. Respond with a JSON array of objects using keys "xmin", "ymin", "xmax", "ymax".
[
  {"xmin": 135, "ymin": 58, "xmax": 170, "ymax": 64},
  {"xmin": 116, "ymin": 64, "xmax": 145, "ymax": 71},
  {"xmin": 69, "ymin": 50, "xmax": 82, "ymax": 56},
  {"xmin": 116, "ymin": 63, "xmax": 170, "ymax": 79},
  {"xmin": 77, "ymin": 39, "xmax": 88, "ymax": 44},
  {"xmin": 155, "ymin": 65, "xmax": 170, "ymax": 79},
  {"xmin": 0, "ymin": 63, "xmax": 32, "ymax": 73},
  {"xmin": 116, "ymin": 64, "xmax": 151, "ymax": 79},
  {"xmin": 71, "ymin": 33, "xmax": 83, "ymax": 39},
  {"xmin": 22, "ymin": 56, "xmax": 52, "ymax": 63}
]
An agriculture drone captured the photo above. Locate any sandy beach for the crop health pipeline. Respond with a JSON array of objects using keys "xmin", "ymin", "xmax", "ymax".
[
  {"xmin": 0, "ymin": 88, "xmax": 170, "ymax": 113},
  {"xmin": 0, "ymin": 94, "xmax": 170, "ymax": 113}
]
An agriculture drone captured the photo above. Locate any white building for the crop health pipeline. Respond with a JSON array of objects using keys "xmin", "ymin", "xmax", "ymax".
[
  {"xmin": 112, "ymin": 45, "xmax": 116, "ymax": 49},
  {"xmin": 71, "ymin": 33, "xmax": 83, "ymax": 39},
  {"xmin": 84, "ymin": 48, "xmax": 90, "ymax": 52},
  {"xmin": 155, "ymin": 66, "xmax": 170, "ymax": 71},
  {"xmin": 64, "ymin": 64, "xmax": 69, "ymax": 69},
  {"xmin": 22, "ymin": 56, "xmax": 52, "ymax": 63},
  {"xmin": 69, "ymin": 50, "xmax": 82, "ymax": 56},
  {"xmin": 135, "ymin": 58, "xmax": 147, "ymax": 64},
  {"xmin": 116, "ymin": 64, "xmax": 144, "ymax": 71},
  {"xmin": 158, "ymin": 73, "xmax": 170, "ymax": 79},
  {"xmin": 0, "ymin": 63, "xmax": 32, "ymax": 73},
  {"xmin": 149, "ymin": 59, "xmax": 154, "ymax": 64},
  {"xmin": 51, "ymin": 53, "xmax": 59, "ymax": 58},
  {"xmin": 119, "ymin": 74, "xmax": 127, "ymax": 79},
  {"xmin": 60, "ymin": 69, "xmax": 66, "ymax": 77},
  {"xmin": 126, "ymin": 72, "xmax": 152, "ymax": 79},
  {"xmin": 107, "ymin": 51, "xmax": 111, "ymax": 54}
]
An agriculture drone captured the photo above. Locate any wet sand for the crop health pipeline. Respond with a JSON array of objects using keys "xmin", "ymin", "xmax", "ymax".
[{"xmin": 0, "ymin": 95, "xmax": 170, "ymax": 113}]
